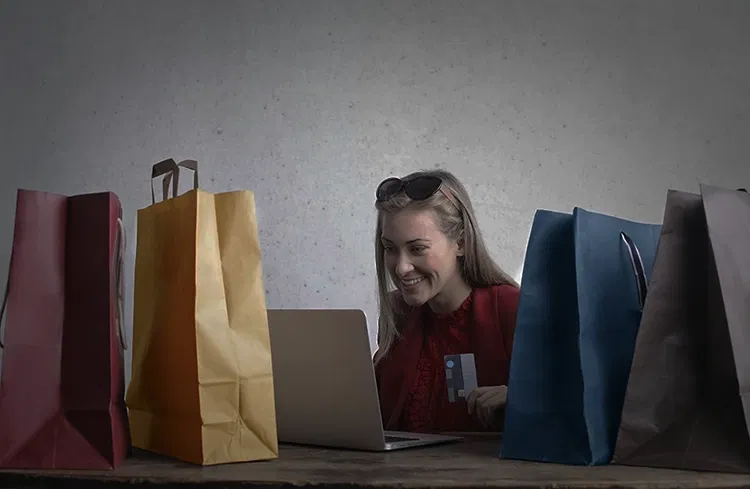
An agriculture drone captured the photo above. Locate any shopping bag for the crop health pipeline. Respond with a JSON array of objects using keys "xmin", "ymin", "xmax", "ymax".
[
  {"xmin": 126, "ymin": 158, "xmax": 278, "ymax": 465},
  {"xmin": 0, "ymin": 189, "xmax": 130, "ymax": 469},
  {"xmin": 612, "ymin": 186, "xmax": 750, "ymax": 473},
  {"xmin": 501, "ymin": 207, "xmax": 661, "ymax": 465}
]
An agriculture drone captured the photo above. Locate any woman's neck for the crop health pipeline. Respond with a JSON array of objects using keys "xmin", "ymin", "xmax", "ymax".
[{"xmin": 428, "ymin": 277, "xmax": 472, "ymax": 314}]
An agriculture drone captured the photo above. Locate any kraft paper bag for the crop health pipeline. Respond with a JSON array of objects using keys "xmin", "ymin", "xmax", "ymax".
[
  {"xmin": 0, "ymin": 190, "xmax": 130, "ymax": 469},
  {"xmin": 612, "ymin": 186, "xmax": 750, "ymax": 473},
  {"xmin": 126, "ymin": 159, "xmax": 278, "ymax": 465},
  {"xmin": 502, "ymin": 207, "xmax": 661, "ymax": 465}
]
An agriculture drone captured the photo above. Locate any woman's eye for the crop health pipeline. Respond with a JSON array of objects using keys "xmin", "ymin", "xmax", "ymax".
[{"xmin": 411, "ymin": 246, "xmax": 427, "ymax": 253}]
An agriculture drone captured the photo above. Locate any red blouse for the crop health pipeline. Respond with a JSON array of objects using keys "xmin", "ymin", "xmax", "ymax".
[
  {"xmin": 400, "ymin": 293, "xmax": 482, "ymax": 433},
  {"xmin": 375, "ymin": 284, "xmax": 519, "ymax": 433}
]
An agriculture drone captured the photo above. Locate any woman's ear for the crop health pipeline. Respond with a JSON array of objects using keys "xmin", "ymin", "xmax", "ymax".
[{"xmin": 456, "ymin": 231, "xmax": 466, "ymax": 257}]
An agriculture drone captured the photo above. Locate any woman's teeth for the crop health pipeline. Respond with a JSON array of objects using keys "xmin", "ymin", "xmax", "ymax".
[{"xmin": 402, "ymin": 277, "xmax": 424, "ymax": 286}]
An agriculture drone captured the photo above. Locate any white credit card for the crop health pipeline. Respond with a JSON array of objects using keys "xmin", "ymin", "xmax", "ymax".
[{"xmin": 444, "ymin": 353, "xmax": 478, "ymax": 403}]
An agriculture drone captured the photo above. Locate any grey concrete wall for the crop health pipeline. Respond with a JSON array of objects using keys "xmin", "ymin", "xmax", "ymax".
[{"xmin": 1, "ymin": 0, "xmax": 748, "ymax": 382}]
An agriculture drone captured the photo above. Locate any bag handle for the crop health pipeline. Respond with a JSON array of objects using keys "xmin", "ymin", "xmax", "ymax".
[
  {"xmin": 0, "ymin": 272, "xmax": 8, "ymax": 349},
  {"xmin": 620, "ymin": 231, "xmax": 648, "ymax": 310},
  {"xmin": 114, "ymin": 217, "xmax": 128, "ymax": 351},
  {"xmin": 162, "ymin": 160, "xmax": 199, "ymax": 197},
  {"xmin": 151, "ymin": 158, "xmax": 180, "ymax": 204}
]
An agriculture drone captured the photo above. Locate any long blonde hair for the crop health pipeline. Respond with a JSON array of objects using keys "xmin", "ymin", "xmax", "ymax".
[{"xmin": 373, "ymin": 169, "xmax": 518, "ymax": 364}]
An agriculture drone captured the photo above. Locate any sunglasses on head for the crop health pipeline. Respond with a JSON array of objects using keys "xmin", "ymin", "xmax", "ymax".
[{"xmin": 375, "ymin": 175, "xmax": 443, "ymax": 201}]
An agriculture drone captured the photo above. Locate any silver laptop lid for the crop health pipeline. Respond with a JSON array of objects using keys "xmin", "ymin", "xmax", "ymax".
[{"xmin": 267, "ymin": 309, "xmax": 387, "ymax": 450}]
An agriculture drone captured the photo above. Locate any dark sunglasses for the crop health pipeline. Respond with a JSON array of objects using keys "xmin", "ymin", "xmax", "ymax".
[{"xmin": 375, "ymin": 175, "xmax": 445, "ymax": 202}]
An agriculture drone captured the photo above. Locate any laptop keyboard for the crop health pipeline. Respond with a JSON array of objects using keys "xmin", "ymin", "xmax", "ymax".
[{"xmin": 385, "ymin": 435, "xmax": 418, "ymax": 443}]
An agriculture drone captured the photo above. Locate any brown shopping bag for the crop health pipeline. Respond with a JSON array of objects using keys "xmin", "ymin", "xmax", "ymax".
[
  {"xmin": 0, "ymin": 189, "xmax": 130, "ymax": 469},
  {"xmin": 125, "ymin": 159, "xmax": 278, "ymax": 465},
  {"xmin": 612, "ymin": 185, "xmax": 750, "ymax": 472}
]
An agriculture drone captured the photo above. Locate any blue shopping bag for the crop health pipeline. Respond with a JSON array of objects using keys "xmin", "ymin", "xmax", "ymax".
[{"xmin": 501, "ymin": 207, "xmax": 661, "ymax": 465}]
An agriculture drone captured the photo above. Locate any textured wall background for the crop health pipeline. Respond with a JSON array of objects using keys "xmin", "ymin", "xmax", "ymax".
[{"xmin": 1, "ymin": 0, "xmax": 749, "ymax": 383}]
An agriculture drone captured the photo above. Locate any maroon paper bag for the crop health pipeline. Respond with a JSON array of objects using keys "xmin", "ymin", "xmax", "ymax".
[
  {"xmin": 612, "ymin": 186, "xmax": 750, "ymax": 472},
  {"xmin": 0, "ymin": 189, "xmax": 130, "ymax": 469}
]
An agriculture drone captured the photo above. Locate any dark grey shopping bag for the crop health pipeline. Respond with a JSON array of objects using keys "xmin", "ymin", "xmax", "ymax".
[{"xmin": 612, "ymin": 185, "xmax": 750, "ymax": 473}]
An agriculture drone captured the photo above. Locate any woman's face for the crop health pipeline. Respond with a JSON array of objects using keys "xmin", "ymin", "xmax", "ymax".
[{"xmin": 380, "ymin": 208, "xmax": 463, "ymax": 307}]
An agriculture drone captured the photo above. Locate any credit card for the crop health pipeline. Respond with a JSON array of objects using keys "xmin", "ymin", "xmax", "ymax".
[{"xmin": 444, "ymin": 353, "xmax": 478, "ymax": 403}]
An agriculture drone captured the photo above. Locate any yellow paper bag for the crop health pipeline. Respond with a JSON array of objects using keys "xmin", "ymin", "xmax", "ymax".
[{"xmin": 126, "ymin": 159, "xmax": 278, "ymax": 465}]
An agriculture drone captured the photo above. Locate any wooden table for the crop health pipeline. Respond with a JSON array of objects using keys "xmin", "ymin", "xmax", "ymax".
[{"xmin": 1, "ymin": 435, "xmax": 749, "ymax": 489}]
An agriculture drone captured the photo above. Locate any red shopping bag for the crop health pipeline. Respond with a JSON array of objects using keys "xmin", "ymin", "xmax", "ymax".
[{"xmin": 0, "ymin": 189, "xmax": 130, "ymax": 469}]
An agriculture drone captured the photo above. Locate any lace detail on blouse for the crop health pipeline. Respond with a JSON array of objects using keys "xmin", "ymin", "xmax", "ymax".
[{"xmin": 400, "ymin": 293, "xmax": 482, "ymax": 433}]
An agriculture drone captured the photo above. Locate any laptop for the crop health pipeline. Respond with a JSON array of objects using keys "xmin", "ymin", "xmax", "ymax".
[{"xmin": 267, "ymin": 308, "xmax": 463, "ymax": 451}]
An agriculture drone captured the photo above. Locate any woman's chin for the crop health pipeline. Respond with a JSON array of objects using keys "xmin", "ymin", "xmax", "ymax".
[{"xmin": 400, "ymin": 288, "xmax": 430, "ymax": 307}]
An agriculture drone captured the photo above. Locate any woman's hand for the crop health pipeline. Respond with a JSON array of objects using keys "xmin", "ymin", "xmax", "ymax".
[{"xmin": 467, "ymin": 385, "xmax": 508, "ymax": 429}]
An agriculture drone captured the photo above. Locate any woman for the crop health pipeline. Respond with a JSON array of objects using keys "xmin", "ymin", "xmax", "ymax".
[{"xmin": 373, "ymin": 169, "xmax": 520, "ymax": 433}]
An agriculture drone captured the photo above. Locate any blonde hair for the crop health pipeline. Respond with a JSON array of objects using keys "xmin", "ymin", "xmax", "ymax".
[{"xmin": 373, "ymin": 169, "xmax": 518, "ymax": 364}]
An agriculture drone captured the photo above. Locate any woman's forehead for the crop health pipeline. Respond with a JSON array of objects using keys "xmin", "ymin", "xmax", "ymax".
[{"xmin": 381, "ymin": 209, "xmax": 440, "ymax": 241}]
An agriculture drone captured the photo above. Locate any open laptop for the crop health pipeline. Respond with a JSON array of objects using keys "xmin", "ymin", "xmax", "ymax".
[{"xmin": 267, "ymin": 308, "xmax": 463, "ymax": 451}]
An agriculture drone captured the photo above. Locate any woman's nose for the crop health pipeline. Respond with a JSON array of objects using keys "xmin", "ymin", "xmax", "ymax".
[{"xmin": 395, "ymin": 255, "xmax": 414, "ymax": 276}]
